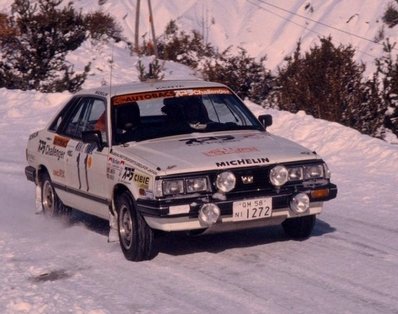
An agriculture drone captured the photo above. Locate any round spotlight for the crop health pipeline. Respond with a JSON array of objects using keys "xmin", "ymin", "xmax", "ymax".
[
  {"xmin": 269, "ymin": 165, "xmax": 288, "ymax": 187},
  {"xmin": 198, "ymin": 203, "xmax": 221, "ymax": 226},
  {"xmin": 290, "ymin": 193, "xmax": 310, "ymax": 214},
  {"xmin": 216, "ymin": 171, "xmax": 236, "ymax": 193}
]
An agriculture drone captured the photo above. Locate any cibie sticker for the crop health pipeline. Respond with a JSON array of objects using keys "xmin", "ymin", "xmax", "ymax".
[{"xmin": 120, "ymin": 166, "xmax": 150, "ymax": 189}]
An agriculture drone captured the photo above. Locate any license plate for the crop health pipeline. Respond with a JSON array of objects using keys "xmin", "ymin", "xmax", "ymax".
[{"xmin": 232, "ymin": 198, "xmax": 272, "ymax": 222}]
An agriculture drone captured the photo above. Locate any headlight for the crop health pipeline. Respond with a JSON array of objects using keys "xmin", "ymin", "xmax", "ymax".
[
  {"xmin": 288, "ymin": 167, "xmax": 304, "ymax": 181},
  {"xmin": 156, "ymin": 176, "xmax": 210, "ymax": 197},
  {"xmin": 162, "ymin": 179, "xmax": 184, "ymax": 195},
  {"xmin": 186, "ymin": 177, "xmax": 208, "ymax": 193},
  {"xmin": 270, "ymin": 165, "xmax": 288, "ymax": 187},
  {"xmin": 304, "ymin": 165, "xmax": 324, "ymax": 179},
  {"xmin": 216, "ymin": 171, "xmax": 236, "ymax": 193}
]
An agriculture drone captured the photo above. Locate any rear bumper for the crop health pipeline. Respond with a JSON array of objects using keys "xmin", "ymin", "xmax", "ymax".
[{"xmin": 25, "ymin": 166, "xmax": 36, "ymax": 183}]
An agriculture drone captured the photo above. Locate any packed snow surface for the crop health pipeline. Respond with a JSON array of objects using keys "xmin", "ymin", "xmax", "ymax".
[{"xmin": 1, "ymin": 0, "xmax": 398, "ymax": 313}]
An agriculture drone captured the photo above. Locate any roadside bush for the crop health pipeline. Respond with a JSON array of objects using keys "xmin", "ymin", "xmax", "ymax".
[
  {"xmin": 156, "ymin": 20, "xmax": 215, "ymax": 68},
  {"xmin": 137, "ymin": 59, "xmax": 164, "ymax": 82},
  {"xmin": 84, "ymin": 11, "xmax": 122, "ymax": 42},
  {"xmin": 201, "ymin": 47, "xmax": 273, "ymax": 103}
]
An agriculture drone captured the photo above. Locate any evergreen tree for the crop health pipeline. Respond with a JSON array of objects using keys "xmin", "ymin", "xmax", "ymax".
[
  {"xmin": 0, "ymin": 0, "xmax": 121, "ymax": 92},
  {"xmin": 275, "ymin": 37, "xmax": 366, "ymax": 127},
  {"xmin": 374, "ymin": 40, "xmax": 398, "ymax": 138},
  {"xmin": 0, "ymin": 0, "xmax": 90, "ymax": 92}
]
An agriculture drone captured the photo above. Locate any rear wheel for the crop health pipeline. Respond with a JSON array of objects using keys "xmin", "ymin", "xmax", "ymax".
[
  {"xmin": 116, "ymin": 192, "xmax": 154, "ymax": 261},
  {"xmin": 41, "ymin": 172, "xmax": 65, "ymax": 216},
  {"xmin": 282, "ymin": 215, "xmax": 316, "ymax": 239},
  {"xmin": 41, "ymin": 173, "xmax": 61, "ymax": 217}
]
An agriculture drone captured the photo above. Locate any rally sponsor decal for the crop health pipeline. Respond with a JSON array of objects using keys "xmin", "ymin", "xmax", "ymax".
[
  {"xmin": 121, "ymin": 166, "xmax": 150, "ymax": 189},
  {"xmin": 203, "ymin": 147, "xmax": 258, "ymax": 157},
  {"xmin": 112, "ymin": 87, "xmax": 231, "ymax": 106},
  {"xmin": 180, "ymin": 135, "xmax": 238, "ymax": 146},
  {"xmin": 107, "ymin": 157, "xmax": 125, "ymax": 180},
  {"xmin": 95, "ymin": 90, "xmax": 108, "ymax": 97},
  {"xmin": 111, "ymin": 152, "xmax": 157, "ymax": 175},
  {"xmin": 53, "ymin": 169, "xmax": 65, "ymax": 178},
  {"xmin": 216, "ymin": 158, "xmax": 269, "ymax": 168},
  {"xmin": 38, "ymin": 140, "xmax": 65, "ymax": 160},
  {"xmin": 174, "ymin": 87, "xmax": 231, "ymax": 97},
  {"xmin": 53, "ymin": 135, "xmax": 70, "ymax": 148},
  {"xmin": 28, "ymin": 131, "xmax": 39, "ymax": 140},
  {"xmin": 112, "ymin": 90, "xmax": 175, "ymax": 105}
]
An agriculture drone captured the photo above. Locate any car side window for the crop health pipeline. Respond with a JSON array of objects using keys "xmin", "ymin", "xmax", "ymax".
[
  {"xmin": 48, "ymin": 97, "xmax": 79, "ymax": 132},
  {"xmin": 61, "ymin": 97, "xmax": 107, "ymax": 144}
]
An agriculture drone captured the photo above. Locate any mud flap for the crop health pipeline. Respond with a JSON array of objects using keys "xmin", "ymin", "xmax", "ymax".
[
  {"xmin": 35, "ymin": 184, "xmax": 43, "ymax": 214},
  {"xmin": 108, "ymin": 211, "xmax": 119, "ymax": 243}
]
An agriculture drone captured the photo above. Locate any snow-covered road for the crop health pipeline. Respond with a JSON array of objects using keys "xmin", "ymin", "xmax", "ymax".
[{"xmin": 1, "ymin": 91, "xmax": 397, "ymax": 313}]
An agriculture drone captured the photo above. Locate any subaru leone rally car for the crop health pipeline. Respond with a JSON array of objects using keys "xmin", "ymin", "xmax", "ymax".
[{"xmin": 25, "ymin": 80, "xmax": 337, "ymax": 261}]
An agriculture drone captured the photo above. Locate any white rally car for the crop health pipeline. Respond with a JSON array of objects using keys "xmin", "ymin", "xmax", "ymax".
[{"xmin": 25, "ymin": 80, "xmax": 337, "ymax": 261}]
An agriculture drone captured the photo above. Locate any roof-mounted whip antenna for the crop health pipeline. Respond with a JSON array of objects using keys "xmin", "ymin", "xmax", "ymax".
[{"xmin": 109, "ymin": 42, "xmax": 114, "ymax": 97}]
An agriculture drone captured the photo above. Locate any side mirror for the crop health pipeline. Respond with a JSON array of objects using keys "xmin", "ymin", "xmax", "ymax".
[
  {"xmin": 258, "ymin": 114, "xmax": 273, "ymax": 130},
  {"xmin": 82, "ymin": 130, "xmax": 104, "ymax": 152}
]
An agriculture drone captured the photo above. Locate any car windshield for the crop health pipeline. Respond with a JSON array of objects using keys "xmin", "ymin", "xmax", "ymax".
[{"xmin": 111, "ymin": 87, "xmax": 263, "ymax": 144}]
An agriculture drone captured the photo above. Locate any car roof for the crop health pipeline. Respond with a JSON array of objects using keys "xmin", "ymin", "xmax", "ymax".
[{"xmin": 75, "ymin": 80, "xmax": 228, "ymax": 98}]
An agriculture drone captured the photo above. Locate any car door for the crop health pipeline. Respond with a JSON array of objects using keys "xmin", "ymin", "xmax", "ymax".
[{"xmin": 59, "ymin": 96, "xmax": 110, "ymax": 219}]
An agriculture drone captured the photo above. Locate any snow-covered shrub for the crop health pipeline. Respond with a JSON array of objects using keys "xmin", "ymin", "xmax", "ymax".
[
  {"xmin": 136, "ymin": 59, "xmax": 164, "ymax": 82},
  {"xmin": 382, "ymin": 2, "xmax": 398, "ymax": 28},
  {"xmin": 155, "ymin": 20, "xmax": 215, "ymax": 68}
]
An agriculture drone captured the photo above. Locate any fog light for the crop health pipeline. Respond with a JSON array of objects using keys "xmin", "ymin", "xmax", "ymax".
[
  {"xmin": 290, "ymin": 193, "xmax": 310, "ymax": 214},
  {"xmin": 198, "ymin": 203, "xmax": 220, "ymax": 226}
]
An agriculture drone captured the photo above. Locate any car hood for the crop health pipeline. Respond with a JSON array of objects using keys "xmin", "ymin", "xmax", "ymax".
[{"xmin": 113, "ymin": 130, "xmax": 320, "ymax": 175}]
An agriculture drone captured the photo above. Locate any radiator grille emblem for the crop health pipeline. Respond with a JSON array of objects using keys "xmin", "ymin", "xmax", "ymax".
[{"xmin": 241, "ymin": 175, "xmax": 254, "ymax": 184}]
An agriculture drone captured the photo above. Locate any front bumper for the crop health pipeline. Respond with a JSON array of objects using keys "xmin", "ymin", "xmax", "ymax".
[{"xmin": 138, "ymin": 183, "xmax": 337, "ymax": 232}]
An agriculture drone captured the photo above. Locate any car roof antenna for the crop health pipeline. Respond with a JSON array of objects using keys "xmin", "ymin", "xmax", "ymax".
[{"xmin": 108, "ymin": 42, "xmax": 115, "ymax": 97}]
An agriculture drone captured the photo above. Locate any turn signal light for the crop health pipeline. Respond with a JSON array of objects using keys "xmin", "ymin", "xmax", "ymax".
[{"xmin": 311, "ymin": 189, "xmax": 329, "ymax": 199}]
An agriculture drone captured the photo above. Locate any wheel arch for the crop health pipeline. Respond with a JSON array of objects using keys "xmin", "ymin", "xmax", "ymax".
[
  {"xmin": 111, "ymin": 183, "xmax": 135, "ymax": 214},
  {"xmin": 36, "ymin": 164, "xmax": 50, "ymax": 185}
]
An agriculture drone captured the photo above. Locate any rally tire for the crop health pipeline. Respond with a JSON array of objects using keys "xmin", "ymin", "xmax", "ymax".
[
  {"xmin": 41, "ymin": 172, "xmax": 66, "ymax": 217},
  {"xmin": 116, "ymin": 192, "xmax": 154, "ymax": 261},
  {"xmin": 282, "ymin": 215, "xmax": 316, "ymax": 239}
]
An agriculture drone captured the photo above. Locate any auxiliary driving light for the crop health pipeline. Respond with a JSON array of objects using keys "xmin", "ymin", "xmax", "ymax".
[
  {"xmin": 216, "ymin": 171, "xmax": 236, "ymax": 193},
  {"xmin": 270, "ymin": 165, "xmax": 289, "ymax": 187},
  {"xmin": 290, "ymin": 193, "xmax": 310, "ymax": 214},
  {"xmin": 198, "ymin": 203, "xmax": 220, "ymax": 226}
]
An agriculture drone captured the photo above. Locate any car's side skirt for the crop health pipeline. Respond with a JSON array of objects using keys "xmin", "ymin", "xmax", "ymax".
[{"xmin": 53, "ymin": 182, "xmax": 110, "ymax": 220}]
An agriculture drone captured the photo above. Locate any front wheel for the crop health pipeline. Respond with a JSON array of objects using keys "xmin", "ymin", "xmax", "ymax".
[
  {"xmin": 116, "ymin": 192, "xmax": 154, "ymax": 261},
  {"xmin": 282, "ymin": 215, "xmax": 316, "ymax": 239}
]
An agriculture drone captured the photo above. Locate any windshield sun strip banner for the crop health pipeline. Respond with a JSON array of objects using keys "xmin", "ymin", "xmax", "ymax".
[{"xmin": 111, "ymin": 87, "xmax": 232, "ymax": 106}]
